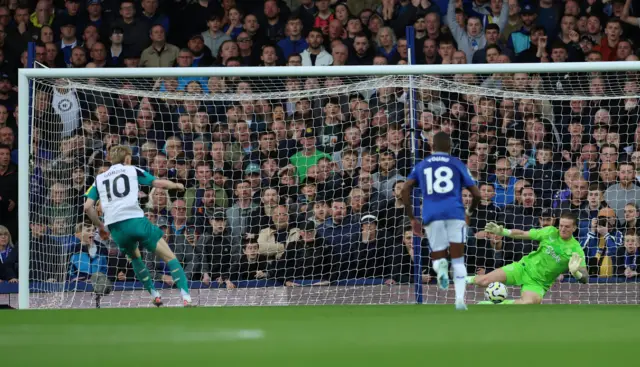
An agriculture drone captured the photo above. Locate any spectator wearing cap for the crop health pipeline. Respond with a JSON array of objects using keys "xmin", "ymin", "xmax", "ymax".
[
  {"xmin": 202, "ymin": 14, "xmax": 232, "ymax": 58},
  {"xmin": 445, "ymin": 0, "xmax": 509, "ymax": 63},
  {"xmin": 349, "ymin": 214, "xmax": 401, "ymax": 283},
  {"xmin": 85, "ymin": 0, "xmax": 110, "ymax": 41},
  {"xmin": 272, "ymin": 220, "xmax": 333, "ymax": 286},
  {"xmin": 229, "ymin": 234, "xmax": 269, "ymax": 282},
  {"xmin": 278, "ymin": 15, "xmax": 308, "ymax": 60},
  {"xmin": 507, "ymin": 3, "xmax": 538, "ymax": 56},
  {"xmin": 139, "ymin": 24, "xmax": 179, "ymax": 67},
  {"xmin": 111, "ymin": 0, "xmax": 151, "ymax": 56},
  {"xmin": 56, "ymin": 15, "xmax": 78, "ymax": 66},
  {"xmin": 53, "ymin": 0, "xmax": 83, "ymax": 38},
  {"xmin": 290, "ymin": 127, "xmax": 333, "ymax": 183},
  {"xmin": 188, "ymin": 33, "xmax": 215, "ymax": 67},
  {"xmin": 244, "ymin": 163, "xmax": 264, "ymax": 202},
  {"xmin": 198, "ymin": 210, "xmax": 235, "ymax": 288},
  {"xmin": 257, "ymin": 204, "xmax": 301, "ymax": 260},
  {"xmin": 582, "ymin": 207, "xmax": 623, "ymax": 277},
  {"xmin": 300, "ymin": 28, "xmax": 333, "ymax": 66},
  {"xmin": 140, "ymin": 0, "xmax": 169, "ymax": 35}
]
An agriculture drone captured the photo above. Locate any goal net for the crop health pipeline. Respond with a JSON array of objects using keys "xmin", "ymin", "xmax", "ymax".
[{"xmin": 18, "ymin": 63, "xmax": 640, "ymax": 308}]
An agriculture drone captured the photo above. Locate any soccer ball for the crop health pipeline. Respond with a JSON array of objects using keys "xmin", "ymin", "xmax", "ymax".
[{"xmin": 485, "ymin": 282, "xmax": 508, "ymax": 304}]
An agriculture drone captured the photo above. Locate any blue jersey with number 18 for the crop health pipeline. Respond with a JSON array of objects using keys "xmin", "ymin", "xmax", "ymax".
[{"xmin": 407, "ymin": 152, "xmax": 476, "ymax": 225}]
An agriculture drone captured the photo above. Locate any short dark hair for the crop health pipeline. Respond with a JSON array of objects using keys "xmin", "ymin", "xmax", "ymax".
[
  {"xmin": 485, "ymin": 23, "xmax": 500, "ymax": 33},
  {"xmin": 559, "ymin": 210, "xmax": 578, "ymax": 226},
  {"xmin": 0, "ymin": 144, "xmax": 10, "ymax": 153},
  {"xmin": 432, "ymin": 132, "xmax": 452, "ymax": 153}
]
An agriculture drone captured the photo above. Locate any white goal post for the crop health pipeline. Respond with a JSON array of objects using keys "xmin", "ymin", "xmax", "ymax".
[{"xmin": 17, "ymin": 61, "xmax": 640, "ymax": 309}]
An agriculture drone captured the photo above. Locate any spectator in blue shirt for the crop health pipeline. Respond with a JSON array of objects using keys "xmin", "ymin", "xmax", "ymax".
[
  {"xmin": 278, "ymin": 15, "xmax": 308, "ymax": 60},
  {"xmin": 491, "ymin": 157, "xmax": 517, "ymax": 208}
]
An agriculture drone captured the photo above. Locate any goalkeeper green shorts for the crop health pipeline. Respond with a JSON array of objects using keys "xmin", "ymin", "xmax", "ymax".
[
  {"xmin": 107, "ymin": 217, "xmax": 163, "ymax": 256},
  {"xmin": 501, "ymin": 262, "xmax": 548, "ymax": 298}
]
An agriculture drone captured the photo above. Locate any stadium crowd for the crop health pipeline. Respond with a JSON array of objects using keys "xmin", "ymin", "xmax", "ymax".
[{"xmin": 1, "ymin": 0, "xmax": 640, "ymax": 288}]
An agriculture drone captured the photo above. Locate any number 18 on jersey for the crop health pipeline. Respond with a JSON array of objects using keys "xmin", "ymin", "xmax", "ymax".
[{"xmin": 407, "ymin": 153, "xmax": 476, "ymax": 225}]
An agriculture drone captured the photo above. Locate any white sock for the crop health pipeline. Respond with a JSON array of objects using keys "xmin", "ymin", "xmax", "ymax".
[
  {"xmin": 451, "ymin": 257, "xmax": 467, "ymax": 303},
  {"xmin": 150, "ymin": 290, "xmax": 160, "ymax": 298},
  {"xmin": 181, "ymin": 290, "xmax": 192, "ymax": 302},
  {"xmin": 432, "ymin": 258, "xmax": 446, "ymax": 276}
]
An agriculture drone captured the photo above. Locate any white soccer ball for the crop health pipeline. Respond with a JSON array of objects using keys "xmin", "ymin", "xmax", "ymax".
[{"xmin": 485, "ymin": 282, "xmax": 508, "ymax": 304}]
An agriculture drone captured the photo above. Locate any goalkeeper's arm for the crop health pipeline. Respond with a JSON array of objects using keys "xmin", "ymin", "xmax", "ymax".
[
  {"xmin": 485, "ymin": 222, "xmax": 531, "ymax": 240},
  {"xmin": 152, "ymin": 179, "xmax": 185, "ymax": 191},
  {"xmin": 569, "ymin": 253, "xmax": 589, "ymax": 284}
]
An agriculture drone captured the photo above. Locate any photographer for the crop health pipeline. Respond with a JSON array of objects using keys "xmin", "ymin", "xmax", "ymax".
[{"xmin": 580, "ymin": 208, "xmax": 623, "ymax": 277}]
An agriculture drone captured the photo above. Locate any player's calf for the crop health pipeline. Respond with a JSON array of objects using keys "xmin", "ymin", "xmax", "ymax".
[
  {"xmin": 469, "ymin": 268, "xmax": 507, "ymax": 288},
  {"xmin": 514, "ymin": 291, "xmax": 542, "ymax": 305}
]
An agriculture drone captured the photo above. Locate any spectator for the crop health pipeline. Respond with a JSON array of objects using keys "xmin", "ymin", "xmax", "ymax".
[
  {"xmin": 616, "ymin": 230, "xmax": 639, "ymax": 278},
  {"xmin": 230, "ymin": 233, "xmax": 269, "ymax": 282},
  {"xmin": 199, "ymin": 210, "xmax": 235, "ymax": 288},
  {"xmin": 582, "ymin": 207, "xmax": 623, "ymax": 277},
  {"xmin": 202, "ymin": 14, "xmax": 231, "ymax": 58},
  {"xmin": 278, "ymin": 15, "xmax": 308, "ymax": 60},
  {"xmin": 139, "ymin": 25, "xmax": 179, "ymax": 67},
  {"xmin": 257, "ymin": 204, "xmax": 300, "ymax": 259},
  {"xmin": 0, "ymin": 224, "xmax": 17, "ymax": 283},
  {"xmin": 372, "ymin": 150, "xmax": 406, "ymax": 200},
  {"xmin": 111, "ymin": 0, "xmax": 150, "ymax": 56},
  {"xmin": 446, "ymin": 0, "xmax": 509, "ymax": 63},
  {"xmin": 491, "ymin": 157, "xmax": 517, "ymax": 208},
  {"xmin": 272, "ymin": 220, "xmax": 332, "ymax": 286},
  {"xmin": 68, "ymin": 223, "xmax": 108, "ymax": 282},
  {"xmin": 605, "ymin": 162, "xmax": 640, "ymax": 219},
  {"xmin": 300, "ymin": 28, "xmax": 333, "ymax": 66}
]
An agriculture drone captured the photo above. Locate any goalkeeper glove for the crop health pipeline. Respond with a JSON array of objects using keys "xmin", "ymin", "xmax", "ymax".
[
  {"xmin": 485, "ymin": 222, "xmax": 511, "ymax": 236},
  {"xmin": 568, "ymin": 253, "xmax": 583, "ymax": 280}
]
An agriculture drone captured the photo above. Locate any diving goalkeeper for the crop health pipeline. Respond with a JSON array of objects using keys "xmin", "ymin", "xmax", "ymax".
[{"xmin": 467, "ymin": 211, "xmax": 588, "ymax": 304}]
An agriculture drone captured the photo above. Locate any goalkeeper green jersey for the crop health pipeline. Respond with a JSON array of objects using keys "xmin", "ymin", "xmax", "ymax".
[{"xmin": 521, "ymin": 226, "xmax": 586, "ymax": 288}]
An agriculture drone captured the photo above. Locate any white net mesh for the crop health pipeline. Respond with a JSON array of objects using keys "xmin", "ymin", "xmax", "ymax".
[{"xmin": 23, "ymin": 66, "xmax": 640, "ymax": 308}]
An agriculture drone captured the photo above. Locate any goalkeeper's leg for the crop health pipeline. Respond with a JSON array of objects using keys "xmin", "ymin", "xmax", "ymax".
[
  {"xmin": 466, "ymin": 267, "xmax": 507, "ymax": 288},
  {"xmin": 154, "ymin": 238, "xmax": 192, "ymax": 305}
]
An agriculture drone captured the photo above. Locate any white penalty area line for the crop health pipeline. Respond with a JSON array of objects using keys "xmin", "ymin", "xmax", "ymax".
[{"xmin": 0, "ymin": 326, "xmax": 265, "ymax": 346}]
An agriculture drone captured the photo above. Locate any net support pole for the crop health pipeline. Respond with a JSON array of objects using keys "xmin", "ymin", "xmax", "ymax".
[
  {"xmin": 17, "ymin": 43, "xmax": 36, "ymax": 310},
  {"xmin": 406, "ymin": 26, "xmax": 423, "ymax": 304}
]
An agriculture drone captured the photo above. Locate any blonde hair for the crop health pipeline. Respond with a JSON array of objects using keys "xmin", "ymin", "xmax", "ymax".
[
  {"xmin": 110, "ymin": 145, "xmax": 132, "ymax": 164},
  {"xmin": 0, "ymin": 225, "xmax": 14, "ymax": 247},
  {"xmin": 145, "ymin": 187, "xmax": 173, "ymax": 211}
]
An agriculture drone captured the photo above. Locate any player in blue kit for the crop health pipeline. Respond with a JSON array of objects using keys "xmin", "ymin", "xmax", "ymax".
[{"xmin": 401, "ymin": 132, "xmax": 481, "ymax": 310}]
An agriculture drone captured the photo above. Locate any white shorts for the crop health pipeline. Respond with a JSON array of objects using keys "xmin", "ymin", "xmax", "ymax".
[{"xmin": 424, "ymin": 219, "xmax": 468, "ymax": 252}]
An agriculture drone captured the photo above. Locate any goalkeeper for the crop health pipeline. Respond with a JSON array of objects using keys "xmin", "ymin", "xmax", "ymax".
[{"xmin": 467, "ymin": 211, "xmax": 588, "ymax": 304}]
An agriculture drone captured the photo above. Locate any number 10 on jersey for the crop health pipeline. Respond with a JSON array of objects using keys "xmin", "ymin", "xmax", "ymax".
[{"xmin": 424, "ymin": 167, "xmax": 454, "ymax": 195}]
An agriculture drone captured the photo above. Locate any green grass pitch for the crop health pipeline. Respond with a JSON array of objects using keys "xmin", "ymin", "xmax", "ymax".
[{"xmin": 2, "ymin": 305, "xmax": 637, "ymax": 366}]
